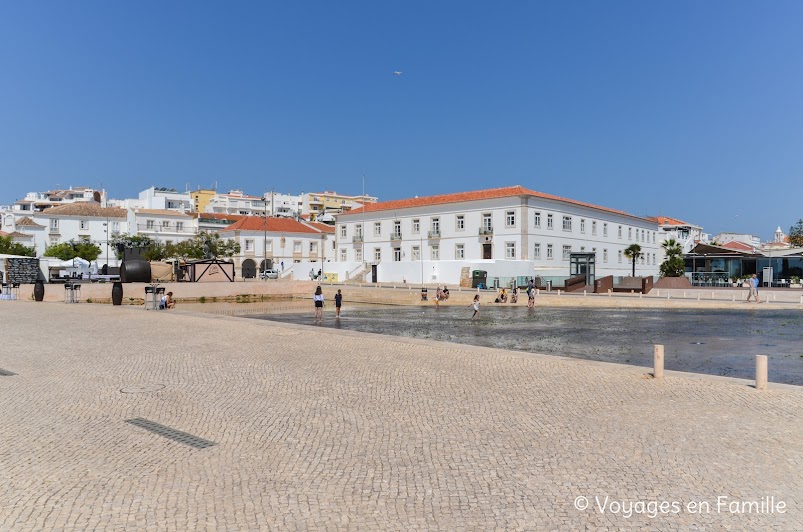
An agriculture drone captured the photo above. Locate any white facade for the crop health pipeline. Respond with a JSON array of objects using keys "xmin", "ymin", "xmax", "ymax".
[
  {"xmin": 128, "ymin": 209, "xmax": 197, "ymax": 245},
  {"xmin": 13, "ymin": 187, "xmax": 105, "ymax": 213},
  {"xmin": 206, "ymin": 190, "xmax": 268, "ymax": 216},
  {"xmin": 219, "ymin": 216, "xmax": 335, "ymax": 278},
  {"xmin": 713, "ymin": 232, "xmax": 761, "ymax": 249},
  {"xmin": 26, "ymin": 204, "xmax": 129, "ymax": 266},
  {"xmin": 335, "ymin": 187, "xmax": 663, "ymax": 284}
]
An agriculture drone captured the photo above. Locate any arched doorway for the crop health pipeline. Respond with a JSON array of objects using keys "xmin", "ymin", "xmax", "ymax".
[
  {"xmin": 241, "ymin": 259, "xmax": 257, "ymax": 278},
  {"xmin": 259, "ymin": 259, "xmax": 273, "ymax": 273}
]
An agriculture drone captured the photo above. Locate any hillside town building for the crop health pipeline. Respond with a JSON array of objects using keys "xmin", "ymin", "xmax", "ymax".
[
  {"xmin": 334, "ymin": 185, "xmax": 664, "ymax": 285},
  {"xmin": 219, "ymin": 216, "xmax": 335, "ymax": 278}
]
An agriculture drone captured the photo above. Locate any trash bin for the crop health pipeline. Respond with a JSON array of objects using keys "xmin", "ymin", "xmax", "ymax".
[
  {"xmin": 471, "ymin": 270, "xmax": 487, "ymax": 289},
  {"xmin": 421, "ymin": 288, "xmax": 428, "ymax": 301},
  {"xmin": 546, "ymin": 280, "xmax": 552, "ymax": 292},
  {"xmin": 492, "ymin": 278, "xmax": 500, "ymax": 289}
]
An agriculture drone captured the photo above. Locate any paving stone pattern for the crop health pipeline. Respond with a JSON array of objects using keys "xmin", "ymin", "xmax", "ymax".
[{"xmin": 0, "ymin": 301, "xmax": 801, "ymax": 530}]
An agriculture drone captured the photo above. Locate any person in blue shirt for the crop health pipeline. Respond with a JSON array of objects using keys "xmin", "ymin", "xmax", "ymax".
[{"xmin": 746, "ymin": 273, "xmax": 761, "ymax": 303}]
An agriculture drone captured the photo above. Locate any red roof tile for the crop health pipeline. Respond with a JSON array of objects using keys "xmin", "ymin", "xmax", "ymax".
[
  {"xmin": 42, "ymin": 203, "xmax": 127, "ymax": 218},
  {"xmin": 721, "ymin": 241, "xmax": 754, "ymax": 251},
  {"xmin": 220, "ymin": 216, "xmax": 323, "ymax": 234},
  {"xmin": 342, "ymin": 185, "xmax": 650, "ymax": 221},
  {"xmin": 303, "ymin": 221, "xmax": 336, "ymax": 233},
  {"xmin": 646, "ymin": 216, "xmax": 692, "ymax": 226}
]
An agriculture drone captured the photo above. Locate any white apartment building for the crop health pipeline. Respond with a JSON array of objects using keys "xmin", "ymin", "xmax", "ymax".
[
  {"xmin": 219, "ymin": 216, "xmax": 335, "ymax": 278},
  {"xmin": 205, "ymin": 190, "xmax": 268, "ymax": 216},
  {"xmin": 649, "ymin": 216, "xmax": 708, "ymax": 253},
  {"xmin": 303, "ymin": 190, "xmax": 378, "ymax": 217},
  {"xmin": 335, "ymin": 185, "xmax": 663, "ymax": 284},
  {"xmin": 19, "ymin": 203, "xmax": 129, "ymax": 266},
  {"xmin": 128, "ymin": 209, "xmax": 197, "ymax": 245},
  {"xmin": 13, "ymin": 187, "xmax": 105, "ymax": 213}
]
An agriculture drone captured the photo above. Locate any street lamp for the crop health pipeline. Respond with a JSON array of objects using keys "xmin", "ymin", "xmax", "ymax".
[{"xmin": 263, "ymin": 192, "xmax": 268, "ymax": 278}]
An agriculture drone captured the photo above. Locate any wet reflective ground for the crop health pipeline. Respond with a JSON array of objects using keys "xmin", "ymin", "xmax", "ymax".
[{"xmin": 249, "ymin": 305, "xmax": 803, "ymax": 385}]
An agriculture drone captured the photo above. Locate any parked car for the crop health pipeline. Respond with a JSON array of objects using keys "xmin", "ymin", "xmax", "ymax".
[{"xmin": 260, "ymin": 269, "xmax": 279, "ymax": 279}]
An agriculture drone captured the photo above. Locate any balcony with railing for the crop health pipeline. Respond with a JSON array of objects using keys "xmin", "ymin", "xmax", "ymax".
[
  {"xmin": 427, "ymin": 230, "xmax": 441, "ymax": 239},
  {"xmin": 479, "ymin": 226, "xmax": 494, "ymax": 236},
  {"xmin": 390, "ymin": 232, "xmax": 403, "ymax": 241},
  {"xmin": 137, "ymin": 223, "xmax": 196, "ymax": 234},
  {"xmin": 352, "ymin": 235, "xmax": 364, "ymax": 243}
]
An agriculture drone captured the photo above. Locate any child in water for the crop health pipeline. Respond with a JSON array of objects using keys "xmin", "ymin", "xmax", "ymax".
[{"xmin": 470, "ymin": 294, "xmax": 481, "ymax": 320}]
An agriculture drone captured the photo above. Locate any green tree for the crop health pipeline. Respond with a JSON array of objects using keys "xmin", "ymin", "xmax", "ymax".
[
  {"xmin": 172, "ymin": 232, "xmax": 240, "ymax": 259},
  {"xmin": 43, "ymin": 240, "xmax": 101, "ymax": 261},
  {"xmin": 623, "ymin": 243, "xmax": 643, "ymax": 277},
  {"xmin": 789, "ymin": 219, "xmax": 803, "ymax": 247},
  {"xmin": 0, "ymin": 236, "xmax": 36, "ymax": 257},
  {"xmin": 659, "ymin": 238, "xmax": 685, "ymax": 277}
]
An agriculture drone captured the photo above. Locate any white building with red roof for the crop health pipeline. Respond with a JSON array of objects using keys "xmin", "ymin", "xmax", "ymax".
[
  {"xmin": 219, "ymin": 216, "xmax": 335, "ymax": 279},
  {"xmin": 647, "ymin": 216, "xmax": 708, "ymax": 254},
  {"xmin": 335, "ymin": 185, "xmax": 664, "ymax": 284}
]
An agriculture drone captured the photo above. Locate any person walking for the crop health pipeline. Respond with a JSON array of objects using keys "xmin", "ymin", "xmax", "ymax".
[
  {"xmin": 470, "ymin": 294, "xmax": 481, "ymax": 320},
  {"xmin": 746, "ymin": 273, "xmax": 762, "ymax": 303},
  {"xmin": 334, "ymin": 289, "xmax": 343, "ymax": 318},
  {"xmin": 313, "ymin": 285, "xmax": 324, "ymax": 321},
  {"xmin": 527, "ymin": 284, "xmax": 536, "ymax": 308}
]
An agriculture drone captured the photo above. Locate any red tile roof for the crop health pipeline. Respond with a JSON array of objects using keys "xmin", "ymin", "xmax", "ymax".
[
  {"xmin": 721, "ymin": 241, "xmax": 754, "ymax": 252},
  {"xmin": 15, "ymin": 216, "xmax": 45, "ymax": 228},
  {"xmin": 220, "ymin": 216, "xmax": 323, "ymax": 234},
  {"xmin": 303, "ymin": 221, "xmax": 336, "ymax": 233},
  {"xmin": 647, "ymin": 216, "xmax": 691, "ymax": 226},
  {"xmin": 42, "ymin": 203, "xmax": 127, "ymax": 218},
  {"xmin": 342, "ymin": 185, "xmax": 650, "ymax": 221}
]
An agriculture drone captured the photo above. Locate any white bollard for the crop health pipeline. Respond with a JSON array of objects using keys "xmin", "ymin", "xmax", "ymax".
[
  {"xmin": 711, "ymin": 291, "xmax": 715, "ymax": 299},
  {"xmin": 697, "ymin": 294, "xmax": 700, "ymax": 301},
  {"xmin": 800, "ymin": 295, "xmax": 803, "ymax": 305},
  {"xmin": 608, "ymin": 289, "xmax": 612, "ymax": 297},
  {"xmin": 653, "ymin": 344, "xmax": 664, "ymax": 379},
  {"xmin": 732, "ymin": 294, "xmax": 735, "ymax": 302},
  {"xmin": 683, "ymin": 291, "xmax": 686, "ymax": 298},
  {"xmin": 755, "ymin": 355, "xmax": 768, "ymax": 390},
  {"xmin": 667, "ymin": 293, "xmax": 671, "ymax": 300},
  {"xmin": 656, "ymin": 290, "xmax": 660, "ymax": 297},
  {"xmin": 639, "ymin": 292, "xmax": 642, "ymax": 299},
  {"xmin": 584, "ymin": 290, "xmax": 587, "ymax": 297}
]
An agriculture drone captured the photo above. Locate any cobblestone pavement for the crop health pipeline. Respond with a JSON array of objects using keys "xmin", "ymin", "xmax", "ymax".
[{"xmin": 1, "ymin": 302, "xmax": 801, "ymax": 531}]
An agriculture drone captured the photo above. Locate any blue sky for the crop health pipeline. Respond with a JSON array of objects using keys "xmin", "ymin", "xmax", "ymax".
[{"xmin": 1, "ymin": 1, "xmax": 801, "ymax": 239}]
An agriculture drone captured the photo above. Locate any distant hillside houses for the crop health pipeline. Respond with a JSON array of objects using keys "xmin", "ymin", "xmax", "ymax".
[{"xmin": 5, "ymin": 182, "xmax": 799, "ymax": 286}]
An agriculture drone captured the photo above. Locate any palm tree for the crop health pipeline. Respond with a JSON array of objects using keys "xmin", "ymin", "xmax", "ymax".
[
  {"xmin": 661, "ymin": 238, "xmax": 682, "ymax": 258},
  {"xmin": 659, "ymin": 238, "xmax": 685, "ymax": 277},
  {"xmin": 624, "ymin": 244, "xmax": 643, "ymax": 277}
]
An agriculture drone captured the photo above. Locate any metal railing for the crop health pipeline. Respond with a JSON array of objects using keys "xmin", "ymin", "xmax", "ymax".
[
  {"xmin": 479, "ymin": 227, "xmax": 494, "ymax": 235},
  {"xmin": 427, "ymin": 230, "xmax": 441, "ymax": 239},
  {"xmin": 352, "ymin": 235, "xmax": 363, "ymax": 243},
  {"xmin": 390, "ymin": 233, "xmax": 402, "ymax": 240}
]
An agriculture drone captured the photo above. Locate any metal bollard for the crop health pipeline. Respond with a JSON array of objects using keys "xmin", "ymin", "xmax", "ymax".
[
  {"xmin": 653, "ymin": 344, "xmax": 664, "ymax": 379},
  {"xmin": 755, "ymin": 355, "xmax": 768, "ymax": 390}
]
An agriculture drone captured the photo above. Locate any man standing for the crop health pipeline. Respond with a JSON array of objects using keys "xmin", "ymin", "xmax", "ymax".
[{"xmin": 746, "ymin": 273, "xmax": 761, "ymax": 303}]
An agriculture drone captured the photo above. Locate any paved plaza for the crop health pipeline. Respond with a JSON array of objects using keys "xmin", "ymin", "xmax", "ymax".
[{"xmin": 1, "ymin": 301, "xmax": 801, "ymax": 530}]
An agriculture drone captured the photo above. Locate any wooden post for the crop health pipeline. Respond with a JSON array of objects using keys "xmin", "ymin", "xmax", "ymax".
[
  {"xmin": 755, "ymin": 355, "xmax": 768, "ymax": 390},
  {"xmin": 653, "ymin": 344, "xmax": 664, "ymax": 379}
]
